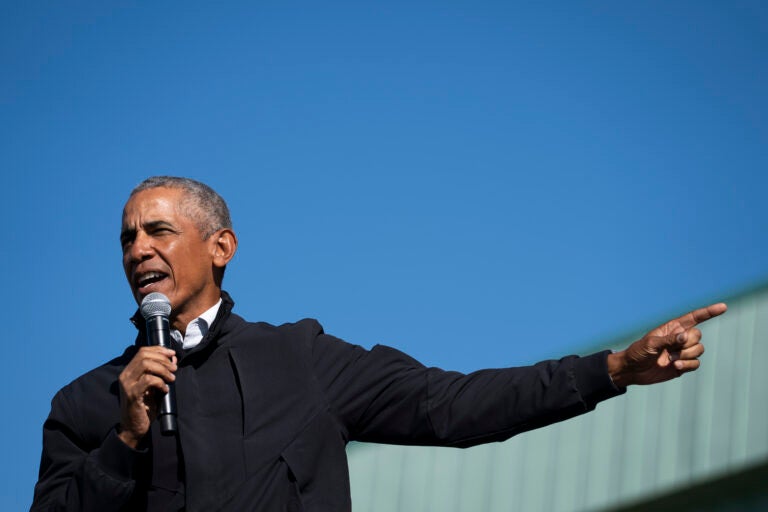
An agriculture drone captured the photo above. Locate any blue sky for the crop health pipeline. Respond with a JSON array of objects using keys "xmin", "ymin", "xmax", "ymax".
[{"xmin": 3, "ymin": 2, "xmax": 766, "ymax": 509}]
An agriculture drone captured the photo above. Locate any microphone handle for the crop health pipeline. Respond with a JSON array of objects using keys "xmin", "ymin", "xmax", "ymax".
[{"xmin": 145, "ymin": 315, "xmax": 178, "ymax": 434}]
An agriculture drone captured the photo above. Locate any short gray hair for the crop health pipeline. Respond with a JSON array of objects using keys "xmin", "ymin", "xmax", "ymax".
[{"xmin": 129, "ymin": 176, "xmax": 232, "ymax": 239}]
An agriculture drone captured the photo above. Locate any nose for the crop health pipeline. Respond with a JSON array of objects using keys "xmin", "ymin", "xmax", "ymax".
[{"xmin": 126, "ymin": 230, "xmax": 155, "ymax": 263}]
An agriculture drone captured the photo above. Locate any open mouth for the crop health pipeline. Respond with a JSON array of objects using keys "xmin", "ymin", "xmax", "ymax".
[{"xmin": 135, "ymin": 271, "xmax": 169, "ymax": 293}]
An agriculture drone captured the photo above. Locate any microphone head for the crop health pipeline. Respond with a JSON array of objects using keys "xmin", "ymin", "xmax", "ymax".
[{"xmin": 140, "ymin": 292, "xmax": 172, "ymax": 319}]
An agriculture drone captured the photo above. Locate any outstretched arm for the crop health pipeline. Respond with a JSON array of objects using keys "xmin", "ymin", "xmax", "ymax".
[{"xmin": 607, "ymin": 303, "xmax": 727, "ymax": 387}]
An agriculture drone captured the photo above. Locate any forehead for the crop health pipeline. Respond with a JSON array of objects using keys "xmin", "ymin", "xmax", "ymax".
[{"xmin": 122, "ymin": 187, "xmax": 187, "ymax": 225}]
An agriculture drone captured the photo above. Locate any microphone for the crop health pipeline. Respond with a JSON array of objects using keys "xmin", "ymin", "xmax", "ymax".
[{"xmin": 140, "ymin": 292, "xmax": 178, "ymax": 435}]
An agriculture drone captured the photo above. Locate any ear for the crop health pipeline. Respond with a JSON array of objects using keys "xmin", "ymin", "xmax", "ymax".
[{"xmin": 210, "ymin": 229, "xmax": 238, "ymax": 269}]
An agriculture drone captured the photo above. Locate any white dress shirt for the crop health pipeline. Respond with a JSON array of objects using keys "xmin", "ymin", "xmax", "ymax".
[{"xmin": 170, "ymin": 299, "xmax": 222, "ymax": 350}]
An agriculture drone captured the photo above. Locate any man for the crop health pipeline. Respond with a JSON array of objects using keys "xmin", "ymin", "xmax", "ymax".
[{"xmin": 32, "ymin": 176, "xmax": 727, "ymax": 511}]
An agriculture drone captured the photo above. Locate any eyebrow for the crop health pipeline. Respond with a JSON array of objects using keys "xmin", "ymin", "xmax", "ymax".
[
  {"xmin": 120, "ymin": 220, "xmax": 177, "ymax": 243},
  {"xmin": 144, "ymin": 220, "xmax": 176, "ymax": 231}
]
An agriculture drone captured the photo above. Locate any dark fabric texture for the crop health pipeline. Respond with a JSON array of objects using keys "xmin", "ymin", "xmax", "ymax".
[{"xmin": 32, "ymin": 292, "xmax": 624, "ymax": 511}]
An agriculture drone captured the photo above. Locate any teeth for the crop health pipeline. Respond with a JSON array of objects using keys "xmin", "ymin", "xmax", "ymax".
[{"xmin": 137, "ymin": 271, "xmax": 166, "ymax": 287}]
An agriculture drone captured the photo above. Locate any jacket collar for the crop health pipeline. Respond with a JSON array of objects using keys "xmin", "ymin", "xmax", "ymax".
[{"xmin": 130, "ymin": 291, "xmax": 236, "ymax": 355}]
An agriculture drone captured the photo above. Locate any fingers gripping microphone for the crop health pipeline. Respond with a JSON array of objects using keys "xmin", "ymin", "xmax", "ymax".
[{"xmin": 140, "ymin": 292, "xmax": 178, "ymax": 435}]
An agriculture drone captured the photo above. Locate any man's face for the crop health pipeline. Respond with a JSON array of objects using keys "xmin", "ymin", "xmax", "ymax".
[{"xmin": 121, "ymin": 187, "xmax": 221, "ymax": 329}]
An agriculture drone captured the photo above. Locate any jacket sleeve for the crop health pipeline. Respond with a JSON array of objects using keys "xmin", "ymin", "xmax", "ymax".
[
  {"xmin": 308, "ymin": 325, "xmax": 624, "ymax": 448},
  {"xmin": 31, "ymin": 387, "xmax": 148, "ymax": 512}
]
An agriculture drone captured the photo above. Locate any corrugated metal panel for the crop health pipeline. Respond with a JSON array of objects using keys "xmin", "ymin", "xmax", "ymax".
[{"xmin": 347, "ymin": 285, "xmax": 768, "ymax": 511}]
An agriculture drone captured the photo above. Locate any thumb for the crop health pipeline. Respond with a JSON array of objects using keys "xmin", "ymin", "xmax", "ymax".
[
  {"xmin": 663, "ymin": 329, "xmax": 687, "ymax": 361},
  {"xmin": 652, "ymin": 328, "xmax": 686, "ymax": 352}
]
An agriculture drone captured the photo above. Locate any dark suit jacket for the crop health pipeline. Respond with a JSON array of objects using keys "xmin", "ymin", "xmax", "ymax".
[{"xmin": 32, "ymin": 292, "xmax": 622, "ymax": 511}]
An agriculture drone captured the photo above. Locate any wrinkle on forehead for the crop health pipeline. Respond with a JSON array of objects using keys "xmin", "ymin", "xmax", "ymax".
[
  {"xmin": 122, "ymin": 187, "xmax": 208, "ymax": 238},
  {"xmin": 121, "ymin": 189, "xmax": 185, "ymax": 228}
]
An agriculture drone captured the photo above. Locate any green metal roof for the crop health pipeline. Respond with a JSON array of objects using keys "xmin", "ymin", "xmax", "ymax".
[{"xmin": 347, "ymin": 284, "xmax": 768, "ymax": 511}]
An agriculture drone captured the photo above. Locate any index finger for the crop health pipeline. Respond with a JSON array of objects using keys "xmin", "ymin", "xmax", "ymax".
[
  {"xmin": 130, "ymin": 346, "xmax": 177, "ymax": 366},
  {"xmin": 676, "ymin": 303, "xmax": 727, "ymax": 329}
]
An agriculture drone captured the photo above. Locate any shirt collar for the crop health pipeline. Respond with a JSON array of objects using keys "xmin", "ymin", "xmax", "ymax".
[{"xmin": 170, "ymin": 298, "xmax": 222, "ymax": 350}]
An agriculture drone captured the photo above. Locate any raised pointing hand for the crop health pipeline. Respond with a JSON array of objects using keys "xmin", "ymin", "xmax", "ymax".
[{"xmin": 607, "ymin": 303, "xmax": 727, "ymax": 387}]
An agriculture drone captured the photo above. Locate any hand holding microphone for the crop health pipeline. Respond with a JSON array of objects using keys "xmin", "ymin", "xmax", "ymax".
[
  {"xmin": 117, "ymin": 293, "xmax": 178, "ymax": 447},
  {"xmin": 140, "ymin": 293, "xmax": 178, "ymax": 434}
]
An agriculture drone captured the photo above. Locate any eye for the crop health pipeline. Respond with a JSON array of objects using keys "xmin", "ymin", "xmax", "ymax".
[{"xmin": 120, "ymin": 232, "xmax": 135, "ymax": 249}]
